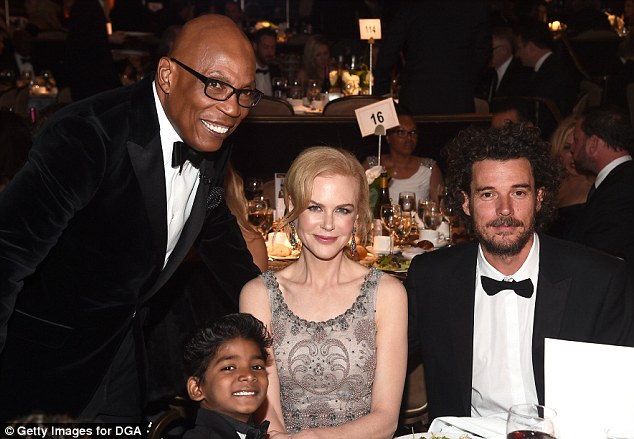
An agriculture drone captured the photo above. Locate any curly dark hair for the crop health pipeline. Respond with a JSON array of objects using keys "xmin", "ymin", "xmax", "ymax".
[
  {"xmin": 442, "ymin": 123, "xmax": 562, "ymax": 232},
  {"xmin": 183, "ymin": 313, "xmax": 272, "ymax": 383}
]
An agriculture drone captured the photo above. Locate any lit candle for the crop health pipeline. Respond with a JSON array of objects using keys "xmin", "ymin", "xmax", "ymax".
[{"xmin": 549, "ymin": 21, "xmax": 561, "ymax": 31}]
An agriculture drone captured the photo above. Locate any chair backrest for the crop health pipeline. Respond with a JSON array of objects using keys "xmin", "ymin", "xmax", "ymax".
[
  {"xmin": 147, "ymin": 396, "xmax": 196, "ymax": 439},
  {"xmin": 322, "ymin": 95, "xmax": 380, "ymax": 116},
  {"xmin": 474, "ymin": 97, "xmax": 489, "ymax": 114},
  {"xmin": 400, "ymin": 362, "xmax": 428, "ymax": 429},
  {"xmin": 248, "ymin": 95, "xmax": 294, "ymax": 116}
]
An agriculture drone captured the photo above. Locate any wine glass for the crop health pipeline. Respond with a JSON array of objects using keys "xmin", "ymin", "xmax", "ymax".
[
  {"xmin": 417, "ymin": 199, "xmax": 434, "ymax": 226},
  {"xmin": 247, "ymin": 199, "xmax": 268, "ymax": 230},
  {"xmin": 439, "ymin": 192, "xmax": 457, "ymax": 244},
  {"xmin": 244, "ymin": 178, "xmax": 263, "ymax": 201},
  {"xmin": 507, "ymin": 403, "xmax": 558, "ymax": 439},
  {"xmin": 422, "ymin": 203, "xmax": 444, "ymax": 231},
  {"xmin": 380, "ymin": 204, "xmax": 399, "ymax": 255},
  {"xmin": 399, "ymin": 191, "xmax": 416, "ymax": 214},
  {"xmin": 272, "ymin": 77, "xmax": 288, "ymax": 98},
  {"xmin": 259, "ymin": 207, "xmax": 274, "ymax": 238},
  {"xmin": 394, "ymin": 209, "xmax": 412, "ymax": 246},
  {"xmin": 306, "ymin": 79, "xmax": 321, "ymax": 102}
]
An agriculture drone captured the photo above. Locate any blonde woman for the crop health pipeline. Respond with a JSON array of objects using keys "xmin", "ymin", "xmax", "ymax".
[
  {"xmin": 240, "ymin": 147, "xmax": 407, "ymax": 439},
  {"xmin": 295, "ymin": 35, "xmax": 331, "ymax": 92},
  {"xmin": 548, "ymin": 116, "xmax": 595, "ymax": 237},
  {"xmin": 224, "ymin": 163, "xmax": 268, "ymax": 272}
]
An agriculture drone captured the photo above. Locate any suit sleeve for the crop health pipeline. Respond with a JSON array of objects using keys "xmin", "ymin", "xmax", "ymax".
[
  {"xmin": 195, "ymin": 202, "xmax": 261, "ymax": 312},
  {"xmin": 404, "ymin": 257, "xmax": 423, "ymax": 372},
  {"xmin": 0, "ymin": 116, "xmax": 106, "ymax": 352}
]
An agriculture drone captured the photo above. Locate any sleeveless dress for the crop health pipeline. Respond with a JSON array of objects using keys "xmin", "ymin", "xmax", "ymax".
[
  {"xmin": 388, "ymin": 158, "xmax": 436, "ymax": 203},
  {"xmin": 260, "ymin": 268, "xmax": 382, "ymax": 432}
]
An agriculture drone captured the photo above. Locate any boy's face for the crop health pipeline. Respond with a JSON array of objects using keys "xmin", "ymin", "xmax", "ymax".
[{"xmin": 187, "ymin": 337, "xmax": 268, "ymax": 423}]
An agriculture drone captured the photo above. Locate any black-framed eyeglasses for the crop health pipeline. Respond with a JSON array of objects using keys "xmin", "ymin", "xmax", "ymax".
[
  {"xmin": 170, "ymin": 58, "xmax": 263, "ymax": 108},
  {"xmin": 391, "ymin": 128, "xmax": 418, "ymax": 138}
]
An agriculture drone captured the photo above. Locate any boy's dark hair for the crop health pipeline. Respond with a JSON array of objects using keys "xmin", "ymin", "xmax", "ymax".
[
  {"xmin": 442, "ymin": 123, "xmax": 561, "ymax": 232},
  {"xmin": 183, "ymin": 313, "xmax": 272, "ymax": 382}
]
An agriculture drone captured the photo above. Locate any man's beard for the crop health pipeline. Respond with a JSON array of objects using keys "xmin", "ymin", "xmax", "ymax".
[{"xmin": 473, "ymin": 215, "xmax": 535, "ymax": 257}]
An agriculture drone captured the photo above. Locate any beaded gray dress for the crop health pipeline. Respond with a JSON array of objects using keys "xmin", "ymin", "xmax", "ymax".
[{"xmin": 261, "ymin": 268, "xmax": 382, "ymax": 432}]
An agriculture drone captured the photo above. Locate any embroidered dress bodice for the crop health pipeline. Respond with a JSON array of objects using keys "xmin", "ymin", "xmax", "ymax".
[{"xmin": 260, "ymin": 268, "xmax": 381, "ymax": 432}]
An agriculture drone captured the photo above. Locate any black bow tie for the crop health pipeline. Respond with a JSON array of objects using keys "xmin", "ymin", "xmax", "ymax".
[
  {"xmin": 172, "ymin": 141, "xmax": 203, "ymax": 173},
  {"xmin": 256, "ymin": 68, "xmax": 269, "ymax": 74},
  {"xmin": 245, "ymin": 421, "xmax": 269, "ymax": 439},
  {"xmin": 481, "ymin": 275, "xmax": 534, "ymax": 298}
]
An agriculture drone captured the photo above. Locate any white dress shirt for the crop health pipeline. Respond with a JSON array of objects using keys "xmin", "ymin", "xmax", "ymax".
[
  {"xmin": 471, "ymin": 233, "xmax": 540, "ymax": 417},
  {"xmin": 595, "ymin": 155, "xmax": 632, "ymax": 189},
  {"xmin": 495, "ymin": 56, "xmax": 513, "ymax": 91},
  {"xmin": 255, "ymin": 62, "xmax": 273, "ymax": 96},
  {"xmin": 152, "ymin": 81, "xmax": 200, "ymax": 267}
]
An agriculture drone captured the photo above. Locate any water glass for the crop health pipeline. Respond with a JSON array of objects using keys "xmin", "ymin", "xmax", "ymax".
[
  {"xmin": 288, "ymin": 79, "xmax": 303, "ymax": 99},
  {"xmin": 247, "ymin": 199, "xmax": 268, "ymax": 229},
  {"xmin": 399, "ymin": 191, "xmax": 416, "ymax": 213},
  {"xmin": 506, "ymin": 403, "xmax": 558, "ymax": 439},
  {"xmin": 380, "ymin": 204, "xmax": 399, "ymax": 255},
  {"xmin": 422, "ymin": 204, "xmax": 443, "ymax": 231},
  {"xmin": 244, "ymin": 178, "xmax": 263, "ymax": 201},
  {"xmin": 272, "ymin": 77, "xmax": 288, "ymax": 98}
]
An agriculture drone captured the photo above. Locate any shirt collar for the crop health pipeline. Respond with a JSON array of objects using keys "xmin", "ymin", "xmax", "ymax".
[
  {"xmin": 534, "ymin": 51, "xmax": 552, "ymax": 72},
  {"xmin": 152, "ymin": 80, "xmax": 183, "ymax": 168},
  {"xmin": 477, "ymin": 233, "xmax": 540, "ymax": 282},
  {"xmin": 596, "ymin": 155, "xmax": 633, "ymax": 188}
]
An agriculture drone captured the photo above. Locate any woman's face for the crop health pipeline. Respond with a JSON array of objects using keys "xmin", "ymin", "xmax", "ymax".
[
  {"xmin": 296, "ymin": 174, "xmax": 358, "ymax": 261},
  {"xmin": 313, "ymin": 44, "xmax": 330, "ymax": 71},
  {"xmin": 559, "ymin": 130, "xmax": 579, "ymax": 176},
  {"xmin": 387, "ymin": 115, "xmax": 418, "ymax": 157}
]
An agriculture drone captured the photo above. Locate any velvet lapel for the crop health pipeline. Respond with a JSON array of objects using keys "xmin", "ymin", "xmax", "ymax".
[
  {"xmin": 447, "ymin": 243, "xmax": 479, "ymax": 415},
  {"xmin": 532, "ymin": 234, "xmax": 571, "ymax": 403},
  {"xmin": 126, "ymin": 76, "xmax": 167, "ymax": 271}
]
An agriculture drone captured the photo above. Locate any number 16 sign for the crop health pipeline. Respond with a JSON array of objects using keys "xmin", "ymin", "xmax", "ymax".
[{"xmin": 354, "ymin": 98, "xmax": 399, "ymax": 137}]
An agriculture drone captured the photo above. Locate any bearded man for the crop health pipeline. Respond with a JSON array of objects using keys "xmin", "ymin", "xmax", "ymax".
[{"xmin": 405, "ymin": 123, "xmax": 634, "ymax": 422}]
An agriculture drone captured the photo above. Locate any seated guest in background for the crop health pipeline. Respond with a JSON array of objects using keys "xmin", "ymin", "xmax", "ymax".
[
  {"xmin": 567, "ymin": 106, "xmax": 634, "ymax": 276},
  {"xmin": 183, "ymin": 313, "xmax": 271, "ymax": 439},
  {"xmin": 241, "ymin": 147, "xmax": 407, "ymax": 437},
  {"xmin": 490, "ymin": 97, "xmax": 535, "ymax": 129},
  {"xmin": 363, "ymin": 108, "xmax": 444, "ymax": 204},
  {"xmin": 547, "ymin": 115, "xmax": 595, "ymax": 238},
  {"xmin": 406, "ymin": 123, "xmax": 634, "ymax": 421},
  {"xmin": 296, "ymin": 34, "xmax": 331, "ymax": 93},
  {"xmin": 480, "ymin": 27, "xmax": 532, "ymax": 102},
  {"xmin": 516, "ymin": 20, "xmax": 578, "ymax": 137},
  {"xmin": 0, "ymin": 14, "xmax": 260, "ymax": 422},
  {"xmin": 0, "ymin": 110, "xmax": 32, "ymax": 191},
  {"xmin": 252, "ymin": 27, "xmax": 280, "ymax": 97},
  {"xmin": 225, "ymin": 163, "xmax": 268, "ymax": 272}
]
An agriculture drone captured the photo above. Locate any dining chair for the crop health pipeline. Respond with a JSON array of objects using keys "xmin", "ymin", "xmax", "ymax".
[
  {"xmin": 147, "ymin": 396, "xmax": 196, "ymax": 439},
  {"xmin": 322, "ymin": 95, "xmax": 380, "ymax": 116},
  {"xmin": 248, "ymin": 95, "xmax": 294, "ymax": 116},
  {"xmin": 14, "ymin": 87, "xmax": 30, "ymax": 118},
  {"xmin": 0, "ymin": 88, "xmax": 18, "ymax": 110},
  {"xmin": 399, "ymin": 362, "xmax": 429, "ymax": 432}
]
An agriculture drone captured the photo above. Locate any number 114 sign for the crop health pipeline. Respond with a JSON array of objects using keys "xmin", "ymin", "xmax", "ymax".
[{"xmin": 354, "ymin": 98, "xmax": 399, "ymax": 137}]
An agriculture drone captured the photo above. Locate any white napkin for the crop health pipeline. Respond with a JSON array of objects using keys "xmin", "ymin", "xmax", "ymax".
[
  {"xmin": 429, "ymin": 416, "xmax": 506, "ymax": 439},
  {"xmin": 545, "ymin": 338, "xmax": 634, "ymax": 439}
]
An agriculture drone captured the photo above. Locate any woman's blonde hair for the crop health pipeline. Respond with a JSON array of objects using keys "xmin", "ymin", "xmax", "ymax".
[
  {"xmin": 279, "ymin": 146, "xmax": 371, "ymax": 239},
  {"xmin": 224, "ymin": 162, "xmax": 260, "ymax": 237},
  {"xmin": 549, "ymin": 115, "xmax": 577, "ymax": 159},
  {"xmin": 301, "ymin": 34, "xmax": 329, "ymax": 79}
]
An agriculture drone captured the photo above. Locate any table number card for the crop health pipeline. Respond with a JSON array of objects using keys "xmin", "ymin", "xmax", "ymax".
[
  {"xmin": 354, "ymin": 98, "xmax": 398, "ymax": 137},
  {"xmin": 359, "ymin": 19, "xmax": 382, "ymax": 40}
]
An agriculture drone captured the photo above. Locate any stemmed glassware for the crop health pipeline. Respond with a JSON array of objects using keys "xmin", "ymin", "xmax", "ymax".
[
  {"xmin": 247, "ymin": 198, "xmax": 268, "ymax": 232},
  {"xmin": 506, "ymin": 403, "xmax": 558, "ymax": 439},
  {"xmin": 399, "ymin": 191, "xmax": 416, "ymax": 243},
  {"xmin": 244, "ymin": 178, "xmax": 263, "ymax": 201},
  {"xmin": 394, "ymin": 209, "xmax": 412, "ymax": 247},
  {"xmin": 439, "ymin": 188, "xmax": 457, "ymax": 244},
  {"xmin": 422, "ymin": 203, "xmax": 444, "ymax": 231},
  {"xmin": 380, "ymin": 204, "xmax": 399, "ymax": 255}
]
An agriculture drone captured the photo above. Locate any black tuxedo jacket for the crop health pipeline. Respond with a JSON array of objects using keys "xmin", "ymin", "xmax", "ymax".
[
  {"xmin": 496, "ymin": 58, "xmax": 532, "ymax": 98},
  {"xmin": 0, "ymin": 75, "xmax": 259, "ymax": 419},
  {"xmin": 567, "ymin": 160, "xmax": 634, "ymax": 278},
  {"xmin": 405, "ymin": 233, "xmax": 634, "ymax": 421},
  {"xmin": 183, "ymin": 409, "xmax": 243, "ymax": 439}
]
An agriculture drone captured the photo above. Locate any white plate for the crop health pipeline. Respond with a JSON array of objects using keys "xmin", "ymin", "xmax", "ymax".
[
  {"xmin": 269, "ymin": 254, "xmax": 299, "ymax": 261},
  {"xmin": 395, "ymin": 433, "xmax": 473, "ymax": 439},
  {"xmin": 365, "ymin": 245, "xmax": 389, "ymax": 256}
]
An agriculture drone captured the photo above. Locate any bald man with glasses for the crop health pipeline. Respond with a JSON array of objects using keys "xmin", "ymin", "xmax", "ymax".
[{"xmin": 0, "ymin": 14, "xmax": 261, "ymax": 422}]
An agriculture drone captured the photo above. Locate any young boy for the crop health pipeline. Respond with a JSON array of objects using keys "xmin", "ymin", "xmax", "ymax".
[{"xmin": 183, "ymin": 313, "xmax": 272, "ymax": 439}]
